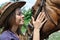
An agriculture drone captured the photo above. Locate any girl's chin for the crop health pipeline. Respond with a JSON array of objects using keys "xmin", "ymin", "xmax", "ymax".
[
  {"xmin": 18, "ymin": 21, "xmax": 24, "ymax": 25},
  {"xmin": 19, "ymin": 23, "xmax": 24, "ymax": 25}
]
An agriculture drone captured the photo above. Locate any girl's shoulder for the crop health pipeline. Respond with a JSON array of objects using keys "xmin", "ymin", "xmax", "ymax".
[
  {"xmin": 0, "ymin": 31, "xmax": 10, "ymax": 37},
  {"xmin": 0, "ymin": 30, "xmax": 19, "ymax": 40},
  {"xmin": 0, "ymin": 30, "xmax": 12, "ymax": 40},
  {"xmin": 0, "ymin": 35, "xmax": 11, "ymax": 40}
]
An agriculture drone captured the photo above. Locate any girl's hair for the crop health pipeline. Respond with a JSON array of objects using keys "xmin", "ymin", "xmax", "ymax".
[
  {"xmin": 3, "ymin": 9, "xmax": 15, "ymax": 32},
  {"xmin": 1, "ymin": 8, "xmax": 21, "ymax": 35}
]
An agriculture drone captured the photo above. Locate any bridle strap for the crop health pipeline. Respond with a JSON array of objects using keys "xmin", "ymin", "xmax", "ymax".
[
  {"xmin": 34, "ymin": 0, "xmax": 57, "ymax": 26},
  {"xmin": 34, "ymin": 0, "xmax": 46, "ymax": 21},
  {"xmin": 28, "ymin": 0, "xmax": 59, "ymax": 39}
]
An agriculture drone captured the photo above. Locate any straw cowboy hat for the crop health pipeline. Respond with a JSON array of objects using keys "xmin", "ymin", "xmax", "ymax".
[{"xmin": 0, "ymin": 1, "xmax": 26, "ymax": 26}]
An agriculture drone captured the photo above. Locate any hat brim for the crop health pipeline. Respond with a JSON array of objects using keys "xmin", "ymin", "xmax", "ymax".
[{"xmin": 0, "ymin": 1, "xmax": 26, "ymax": 26}]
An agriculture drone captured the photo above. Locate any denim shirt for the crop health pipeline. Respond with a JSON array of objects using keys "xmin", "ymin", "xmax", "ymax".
[{"xmin": 0, "ymin": 30, "xmax": 19, "ymax": 40}]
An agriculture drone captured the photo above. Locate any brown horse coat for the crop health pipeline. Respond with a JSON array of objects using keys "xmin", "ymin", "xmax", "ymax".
[{"xmin": 32, "ymin": 0, "xmax": 60, "ymax": 39}]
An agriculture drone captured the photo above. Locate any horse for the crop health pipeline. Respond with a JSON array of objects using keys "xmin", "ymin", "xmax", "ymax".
[{"xmin": 26, "ymin": 0, "xmax": 60, "ymax": 40}]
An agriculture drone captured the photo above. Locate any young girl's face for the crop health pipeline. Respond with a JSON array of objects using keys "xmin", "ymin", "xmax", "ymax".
[
  {"xmin": 10, "ymin": 8, "xmax": 24, "ymax": 26},
  {"xmin": 15, "ymin": 8, "xmax": 24, "ymax": 26}
]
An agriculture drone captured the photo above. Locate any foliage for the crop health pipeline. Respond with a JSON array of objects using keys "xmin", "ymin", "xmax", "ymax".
[
  {"xmin": 0, "ymin": 6, "xmax": 1, "ymax": 8},
  {"xmin": 21, "ymin": 9, "xmax": 32, "ymax": 34}
]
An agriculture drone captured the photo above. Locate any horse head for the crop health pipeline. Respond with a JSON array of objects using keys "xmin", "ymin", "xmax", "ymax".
[{"xmin": 29, "ymin": 0, "xmax": 60, "ymax": 39}]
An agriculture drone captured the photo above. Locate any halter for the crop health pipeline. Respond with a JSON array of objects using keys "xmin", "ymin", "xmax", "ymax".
[
  {"xmin": 28, "ymin": 0, "xmax": 60, "ymax": 40},
  {"xmin": 34, "ymin": 0, "xmax": 45, "ymax": 20},
  {"xmin": 34, "ymin": 0, "xmax": 59, "ymax": 39},
  {"xmin": 34, "ymin": 0, "xmax": 57, "ymax": 27}
]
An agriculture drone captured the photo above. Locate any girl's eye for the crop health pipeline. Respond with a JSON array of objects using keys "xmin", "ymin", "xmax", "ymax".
[
  {"xmin": 17, "ymin": 13, "xmax": 21, "ymax": 15},
  {"xmin": 17, "ymin": 13, "xmax": 23, "ymax": 16},
  {"xmin": 17, "ymin": 12, "xmax": 22, "ymax": 15},
  {"xmin": 16, "ymin": 11, "xmax": 23, "ymax": 16}
]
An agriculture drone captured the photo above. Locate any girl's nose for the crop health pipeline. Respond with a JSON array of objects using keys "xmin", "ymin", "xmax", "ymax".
[{"xmin": 21, "ymin": 14, "xmax": 24, "ymax": 18}]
